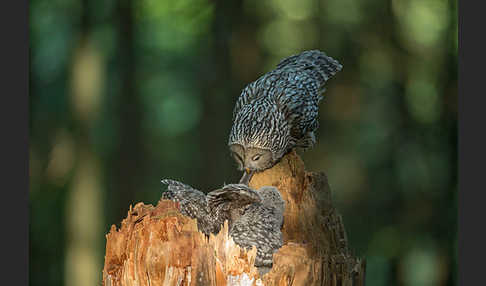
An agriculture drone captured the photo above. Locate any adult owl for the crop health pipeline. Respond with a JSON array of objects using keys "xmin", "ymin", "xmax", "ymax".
[{"xmin": 228, "ymin": 50, "xmax": 342, "ymax": 184}]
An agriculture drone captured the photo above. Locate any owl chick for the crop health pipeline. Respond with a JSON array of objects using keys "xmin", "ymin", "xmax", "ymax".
[
  {"xmin": 161, "ymin": 179, "xmax": 285, "ymax": 272},
  {"xmin": 161, "ymin": 179, "xmax": 223, "ymax": 235},
  {"xmin": 207, "ymin": 184, "xmax": 284, "ymax": 272},
  {"xmin": 228, "ymin": 50, "xmax": 342, "ymax": 184}
]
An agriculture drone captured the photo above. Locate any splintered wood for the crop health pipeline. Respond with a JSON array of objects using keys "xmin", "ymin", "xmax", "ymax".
[{"xmin": 102, "ymin": 151, "xmax": 366, "ymax": 286}]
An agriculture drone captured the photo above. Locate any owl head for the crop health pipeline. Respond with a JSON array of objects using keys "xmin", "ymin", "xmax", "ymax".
[
  {"xmin": 228, "ymin": 100, "xmax": 290, "ymax": 176},
  {"xmin": 229, "ymin": 144, "xmax": 275, "ymax": 172}
]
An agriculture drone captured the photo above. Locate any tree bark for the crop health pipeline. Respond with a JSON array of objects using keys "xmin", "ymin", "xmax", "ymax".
[{"xmin": 102, "ymin": 151, "xmax": 366, "ymax": 285}]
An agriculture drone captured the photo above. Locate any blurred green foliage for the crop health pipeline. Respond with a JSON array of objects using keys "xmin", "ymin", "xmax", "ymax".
[{"xmin": 29, "ymin": 0, "xmax": 457, "ymax": 285}]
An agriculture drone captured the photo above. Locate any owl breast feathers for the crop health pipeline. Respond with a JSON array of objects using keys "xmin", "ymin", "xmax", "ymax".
[
  {"xmin": 161, "ymin": 179, "xmax": 285, "ymax": 270},
  {"xmin": 228, "ymin": 50, "xmax": 342, "ymax": 172}
]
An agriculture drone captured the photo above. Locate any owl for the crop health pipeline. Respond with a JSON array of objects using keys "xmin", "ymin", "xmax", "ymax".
[
  {"xmin": 207, "ymin": 184, "xmax": 285, "ymax": 272},
  {"xmin": 228, "ymin": 50, "xmax": 342, "ymax": 184},
  {"xmin": 161, "ymin": 179, "xmax": 223, "ymax": 235},
  {"xmin": 161, "ymin": 179, "xmax": 285, "ymax": 272}
]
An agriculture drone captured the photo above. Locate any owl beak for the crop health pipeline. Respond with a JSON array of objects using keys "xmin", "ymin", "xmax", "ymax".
[{"xmin": 239, "ymin": 169, "xmax": 254, "ymax": 185}]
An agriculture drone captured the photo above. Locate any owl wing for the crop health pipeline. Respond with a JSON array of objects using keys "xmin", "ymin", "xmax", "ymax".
[
  {"xmin": 232, "ymin": 77, "xmax": 267, "ymax": 121},
  {"xmin": 232, "ymin": 50, "xmax": 342, "ymax": 139},
  {"xmin": 275, "ymin": 50, "xmax": 342, "ymax": 98},
  {"xmin": 161, "ymin": 179, "xmax": 207, "ymax": 215},
  {"xmin": 274, "ymin": 50, "xmax": 342, "ymax": 138},
  {"xmin": 231, "ymin": 52, "xmax": 311, "ymax": 121},
  {"xmin": 161, "ymin": 179, "xmax": 217, "ymax": 235},
  {"xmin": 268, "ymin": 50, "xmax": 342, "ymax": 143},
  {"xmin": 206, "ymin": 184, "xmax": 262, "ymax": 213}
]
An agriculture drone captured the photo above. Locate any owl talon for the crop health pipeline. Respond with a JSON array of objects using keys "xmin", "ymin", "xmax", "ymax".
[{"xmin": 239, "ymin": 170, "xmax": 254, "ymax": 185}]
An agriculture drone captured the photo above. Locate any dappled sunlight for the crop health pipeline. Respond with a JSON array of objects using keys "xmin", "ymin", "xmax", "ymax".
[
  {"xmin": 270, "ymin": 0, "xmax": 316, "ymax": 21},
  {"xmin": 138, "ymin": 0, "xmax": 214, "ymax": 52},
  {"xmin": 323, "ymin": 0, "xmax": 364, "ymax": 27},
  {"xmin": 70, "ymin": 40, "xmax": 104, "ymax": 123},
  {"xmin": 65, "ymin": 35, "xmax": 104, "ymax": 286},
  {"xmin": 399, "ymin": 242, "xmax": 445, "ymax": 286},
  {"xmin": 46, "ymin": 130, "xmax": 76, "ymax": 186},
  {"xmin": 260, "ymin": 19, "xmax": 319, "ymax": 58},
  {"xmin": 65, "ymin": 149, "xmax": 103, "ymax": 286},
  {"xmin": 392, "ymin": 0, "xmax": 450, "ymax": 53}
]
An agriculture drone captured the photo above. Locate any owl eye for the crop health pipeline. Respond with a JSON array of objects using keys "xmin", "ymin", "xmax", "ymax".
[{"xmin": 252, "ymin": 155, "xmax": 261, "ymax": 161}]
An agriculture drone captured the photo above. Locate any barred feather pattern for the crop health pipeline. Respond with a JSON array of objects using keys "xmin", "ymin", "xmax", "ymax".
[
  {"xmin": 161, "ymin": 179, "xmax": 225, "ymax": 235},
  {"xmin": 228, "ymin": 50, "xmax": 342, "ymax": 165},
  {"xmin": 225, "ymin": 186, "xmax": 285, "ymax": 268},
  {"xmin": 161, "ymin": 180, "xmax": 285, "ymax": 269}
]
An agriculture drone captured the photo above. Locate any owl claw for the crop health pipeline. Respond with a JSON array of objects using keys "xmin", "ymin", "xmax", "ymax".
[{"xmin": 239, "ymin": 169, "xmax": 254, "ymax": 185}]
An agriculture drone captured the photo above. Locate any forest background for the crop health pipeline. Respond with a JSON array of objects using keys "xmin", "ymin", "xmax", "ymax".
[{"xmin": 29, "ymin": 0, "xmax": 457, "ymax": 285}]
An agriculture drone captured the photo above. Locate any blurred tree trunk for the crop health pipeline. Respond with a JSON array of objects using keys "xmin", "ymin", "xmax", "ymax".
[
  {"xmin": 102, "ymin": 151, "xmax": 366, "ymax": 285},
  {"xmin": 198, "ymin": 0, "xmax": 249, "ymax": 190},
  {"xmin": 65, "ymin": 1, "xmax": 104, "ymax": 285},
  {"xmin": 112, "ymin": 0, "xmax": 146, "ymax": 220}
]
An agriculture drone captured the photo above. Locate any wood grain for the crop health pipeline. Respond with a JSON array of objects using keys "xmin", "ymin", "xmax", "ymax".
[{"xmin": 102, "ymin": 151, "xmax": 365, "ymax": 285}]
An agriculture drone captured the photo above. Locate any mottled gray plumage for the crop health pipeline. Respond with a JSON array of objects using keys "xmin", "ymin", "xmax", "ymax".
[
  {"xmin": 208, "ymin": 185, "xmax": 285, "ymax": 270},
  {"xmin": 228, "ymin": 50, "xmax": 342, "ymax": 176},
  {"xmin": 161, "ymin": 179, "xmax": 285, "ymax": 270},
  {"xmin": 161, "ymin": 179, "xmax": 224, "ymax": 235}
]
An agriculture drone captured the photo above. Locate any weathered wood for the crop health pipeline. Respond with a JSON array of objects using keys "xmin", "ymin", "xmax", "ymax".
[{"xmin": 102, "ymin": 151, "xmax": 366, "ymax": 285}]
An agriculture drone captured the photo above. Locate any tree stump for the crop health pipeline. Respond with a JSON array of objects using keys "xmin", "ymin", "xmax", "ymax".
[{"xmin": 102, "ymin": 151, "xmax": 366, "ymax": 285}]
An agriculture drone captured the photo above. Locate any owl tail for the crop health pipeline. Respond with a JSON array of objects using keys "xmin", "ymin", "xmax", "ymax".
[
  {"xmin": 277, "ymin": 50, "xmax": 342, "ymax": 88},
  {"xmin": 312, "ymin": 51, "xmax": 343, "ymax": 84}
]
